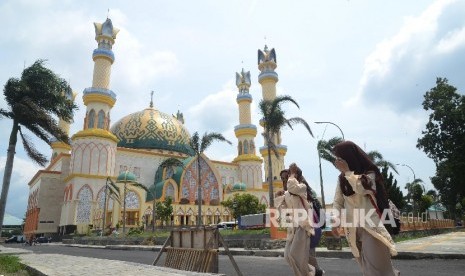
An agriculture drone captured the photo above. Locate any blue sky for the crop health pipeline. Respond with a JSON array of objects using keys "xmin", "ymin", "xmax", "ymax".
[{"xmin": 1, "ymin": 0, "xmax": 465, "ymax": 218}]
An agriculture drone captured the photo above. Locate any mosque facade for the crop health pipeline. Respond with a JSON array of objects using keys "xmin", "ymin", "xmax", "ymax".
[{"xmin": 23, "ymin": 18, "xmax": 287, "ymax": 236}]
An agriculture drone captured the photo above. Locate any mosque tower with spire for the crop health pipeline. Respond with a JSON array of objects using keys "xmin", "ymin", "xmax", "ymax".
[
  {"xmin": 59, "ymin": 18, "xmax": 120, "ymax": 234},
  {"xmin": 233, "ymin": 69, "xmax": 263, "ymax": 191},
  {"xmin": 257, "ymin": 45, "xmax": 287, "ymax": 190}
]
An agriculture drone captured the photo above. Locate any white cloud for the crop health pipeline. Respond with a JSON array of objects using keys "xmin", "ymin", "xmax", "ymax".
[
  {"xmin": 354, "ymin": 0, "xmax": 465, "ymax": 112},
  {"xmin": 186, "ymin": 80, "xmax": 237, "ymax": 133},
  {"xmin": 0, "ymin": 156, "xmax": 41, "ymax": 218}
]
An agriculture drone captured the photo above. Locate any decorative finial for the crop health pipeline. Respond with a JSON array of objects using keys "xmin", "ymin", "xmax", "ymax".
[
  {"xmin": 107, "ymin": 8, "xmax": 110, "ymax": 19},
  {"xmin": 150, "ymin": 90, "xmax": 154, "ymax": 108}
]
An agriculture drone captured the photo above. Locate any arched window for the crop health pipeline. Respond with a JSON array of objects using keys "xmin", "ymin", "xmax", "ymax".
[
  {"xmin": 125, "ymin": 191, "xmax": 140, "ymax": 209},
  {"xmin": 238, "ymin": 141, "xmax": 243, "ymax": 155},
  {"xmin": 97, "ymin": 110, "xmax": 105, "ymax": 129},
  {"xmin": 243, "ymin": 140, "xmax": 249, "ymax": 154},
  {"xmin": 166, "ymin": 183, "xmax": 175, "ymax": 199},
  {"xmin": 87, "ymin": 109, "xmax": 96, "ymax": 129},
  {"xmin": 76, "ymin": 186, "xmax": 93, "ymax": 223},
  {"xmin": 165, "ymin": 167, "xmax": 174, "ymax": 179}
]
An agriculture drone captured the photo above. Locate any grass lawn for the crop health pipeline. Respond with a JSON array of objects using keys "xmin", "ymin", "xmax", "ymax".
[{"xmin": 0, "ymin": 255, "xmax": 30, "ymax": 275}]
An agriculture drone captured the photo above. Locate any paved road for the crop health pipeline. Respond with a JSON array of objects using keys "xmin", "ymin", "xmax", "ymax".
[{"xmin": 5, "ymin": 243, "xmax": 465, "ymax": 276}]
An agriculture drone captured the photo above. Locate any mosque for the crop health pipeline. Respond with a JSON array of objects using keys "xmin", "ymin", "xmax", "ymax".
[{"xmin": 23, "ymin": 18, "xmax": 289, "ymax": 236}]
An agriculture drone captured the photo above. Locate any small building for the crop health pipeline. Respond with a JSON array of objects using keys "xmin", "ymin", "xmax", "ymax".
[{"xmin": 428, "ymin": 203, "xmax": 446, "ymax": 219}]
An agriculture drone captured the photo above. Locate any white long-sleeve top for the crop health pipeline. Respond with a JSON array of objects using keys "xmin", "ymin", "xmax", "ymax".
[
  {"xmin": 333, "ymin": 171, "xmax": 397, "ymax": 257},
  {"xmin": 275, "ymin": 176, "xmax": 315, "ymax": 241}
]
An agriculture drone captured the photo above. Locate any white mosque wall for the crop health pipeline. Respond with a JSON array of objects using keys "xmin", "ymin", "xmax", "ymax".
[
  {"xmin": 115, "ymin": 149, "xmax": 168, "ymax": 188},
  {"xmin": 212, "ymin": 161, "xmax": 239, "ymax": 191},
  {"xmin": 238, "ymin": 161, "xmax": 263, "ymax": 189},
  {"xmin": 70, "ymin": 137, "xmax": 117, "ymax": 176}
]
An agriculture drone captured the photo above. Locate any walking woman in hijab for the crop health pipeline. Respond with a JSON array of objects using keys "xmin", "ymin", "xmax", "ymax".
[
  {"xmin": 275, "ymin": 163, "xmax": 316, "ymax": 276},
  {"xmin": 331, "ymin": 141, "xmax": 400, "ymax": 276},
  {"xmin": 279, "ymin": 169, "xmax": 324, "ymax": 276}
]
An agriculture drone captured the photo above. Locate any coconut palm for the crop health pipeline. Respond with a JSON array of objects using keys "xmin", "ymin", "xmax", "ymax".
[
  {"xmin": 189, "ymin": 132, "xmax": 232, "ymax": 225},
  {"xmin": 317, "ymin": 137, "xmax": 343, "ymax": 207},
  {"xmin": 101, "ymin": 177, "xmax": 120, "ymax": 235},
  {"xmin": 259, "ymin": 95, "xmax": 313, "ymax": 207},
  {"xmin": 0, "ymin": 60, "xmax": 77, "ymax": 233},
  {"xmin": 150, "ymin": 157, "xmax": 186, "ymax": 231},
  {"xmin": 366, "ymin": 150, "xmax": 399, "ymax": 174},
  {"xmin": 117, "ymin": 171, "xmax": 150, "ymax": 235}
]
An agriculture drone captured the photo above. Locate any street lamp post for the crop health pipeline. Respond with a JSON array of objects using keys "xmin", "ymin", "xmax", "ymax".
[
  {"xmin": 396, "ymin": 163, "xmax": 416, "ymax": 181},
  {"xmin": 396, "ymin": 163, "xmax": 417, "ymax": 214},
  {"xmin": 101, "ymin": 178, "xmax": 109, "ymax": 237},
  {"xmin": 314, "ymin": 121, "xmax": 345, "ymax": 209},
  {"xmin": 116, "ymin": 171, "xmax": 137, "ymax": 236},
  {"xmin": 314, "ymin": 121, "xmax": 345, "ymax": 140}
]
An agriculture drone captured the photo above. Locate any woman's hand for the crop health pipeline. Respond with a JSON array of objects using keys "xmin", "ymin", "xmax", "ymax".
[{"xmin": 334, "ymin": 157, "xmax": 350, "ymax": 173}]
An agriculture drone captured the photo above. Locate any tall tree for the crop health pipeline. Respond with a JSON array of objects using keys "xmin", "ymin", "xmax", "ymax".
[
  {"xmin": 189, "ymin": 132, "xmax": 231, "ymax": 225},
  {"xmin": 380, "ymin": 166, "xmax": 405, "ymax": 210},
  {"xmin": 155, "ymin": 197, "xmax": 173, "ymax": 226},
  {"xmin": 259, "ymin": 95, "xmax": 313, "ymax": 207},
  {"xmin": 417, "ymin": 77, "xmax": 465, "ymax": 218},
  {"xmin": 0, "ymin": 60, "xmax": 77, "ymax": 233},
  {"xmin": 221, "ymin": 193, "xmax": 266, "ymax": 221}
]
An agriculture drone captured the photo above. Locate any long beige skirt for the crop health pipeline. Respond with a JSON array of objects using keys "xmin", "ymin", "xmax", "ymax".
[{"xmin": 284, "ymin": 227, "xmax": 315, "ymax": 276}]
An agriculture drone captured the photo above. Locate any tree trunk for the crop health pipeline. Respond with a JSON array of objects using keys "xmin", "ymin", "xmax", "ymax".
[
  {"xmin": 0, "ymin": 121, "xmax": 19, "ymax": 233},
  {"xmin": 102, "ymin": 181, "xmax": 108, "ymax": 236},
  {"xmin": 318, "ymin": 152, "xmax": 326, "ymax": 208},
  {"xmin": 197, "ymin": 155, "xmax": 202, "ymax": 226},
  {"xmin": 267, "ymin": 135, "xmax": 274, "ymax": 208},
  {"xmin": 152, "ymin": 199, "xmax": 156, "ymax": 232},
  {"xmin": 122, "ymin": 183, "xmax": 127, "ymax": 236}
]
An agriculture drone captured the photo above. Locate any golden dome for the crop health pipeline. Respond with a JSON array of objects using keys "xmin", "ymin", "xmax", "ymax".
[{"xmin": 110, "ymin": 107, "xmax": 192, "ymax": 154}]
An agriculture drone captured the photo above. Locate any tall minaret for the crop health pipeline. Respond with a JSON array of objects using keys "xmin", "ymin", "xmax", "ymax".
[
  {"xmin": 233, "ymin": 69, "xmax": 263, "ymax": 189},
  {"xmin": 70, "ymin": 17, "xmax": 119, "ymax": 176},
  {"xmin": 257, "ymin": 45, "xmax": 287, "ymax": 186},
  {"xmin": 61, "ymin": 18, "xmax": 120, "ymax": 232},
  {"xmin": 50, "ymin": 90, "xmax": 78, "ymax": 161}
]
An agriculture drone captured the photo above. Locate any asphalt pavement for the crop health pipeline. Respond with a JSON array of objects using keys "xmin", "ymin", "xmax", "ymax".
[{"xmin": 1, "ymin": 230, "xmax": 465, "ymax": 275}]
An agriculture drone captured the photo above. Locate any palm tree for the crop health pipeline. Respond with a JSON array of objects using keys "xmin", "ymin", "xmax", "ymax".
[
  {"xmin": 189, "ymin": 132, "xmax": 231, "ymax": 225},
  {"xmin": 101, "ymin": 177, "xmax": 120, "ymax": 236},
  {"xmin": 117, "ymin": 171, "xmax": 150, "ymax": 235},
  {"xmin": 0, "ymin": 60, "xmax": 77, "ymax": 233},
  {"xmin": 258, "ymin": 95, "xmax": 313, "ymax": 207},
  {"xmin": 150, "ymin": 157, "xmax": 185, "ymax": 231},
  {"xmin": 405, "ymin": 178, "xmax": 425, "ymax": 215},
  {"xmin": 317, "ymin": 137, "xmax": 343, "ymax": 207},
  {"xmin": 366, "ymin": 150, "xmax": 399, "ymax": 174}
]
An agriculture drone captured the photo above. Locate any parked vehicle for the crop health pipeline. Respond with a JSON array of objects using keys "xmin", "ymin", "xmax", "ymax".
[
  {"xmin": 5, "ymin": 236, "xmax": 18, "ymax": 243},
  {"xmin": 238, "ymin": 213, "xmax": 268, "ymax": 229},
  {"xmin": 35, "ymin": 236, "xmax": 51, "ymax": 243},
  {"xmin": 5, "ymin": 235, "xmax": 24, "ymax": 243},
  {"xmin": 217, "ymin": 221, "xmax": 237, "ymax": 230}
]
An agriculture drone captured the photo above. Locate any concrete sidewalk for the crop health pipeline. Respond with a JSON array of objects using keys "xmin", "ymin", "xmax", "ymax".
[
  {"xmin": 2, "ymin": 231, "xmax": 464, "ymax": 275},
  {"xmin": 0, "ymin": 246, "xmax": 221, "ymax": 276}
]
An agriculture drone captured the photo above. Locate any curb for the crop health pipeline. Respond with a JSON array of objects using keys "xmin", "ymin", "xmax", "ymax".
[{"xmin": 63, "ymin": 244, "xmax": 465, "ymax": 260}]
